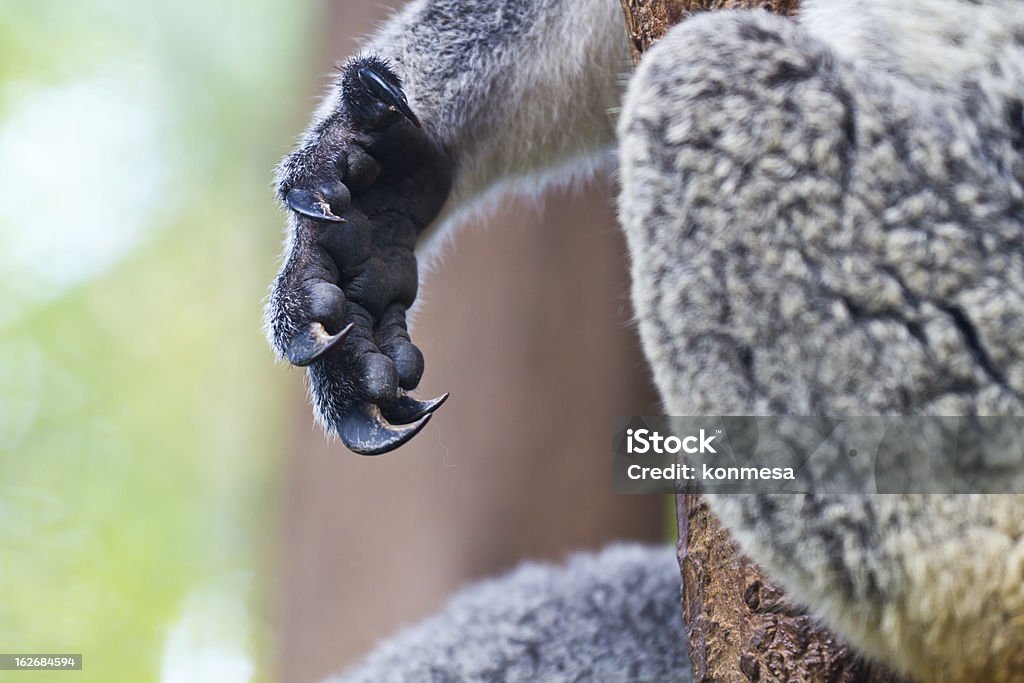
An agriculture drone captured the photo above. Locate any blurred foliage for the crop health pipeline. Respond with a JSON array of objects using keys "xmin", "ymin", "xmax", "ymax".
[{"xmin": 0, "ymin": 0, "xmax": 326, "ymax": 680}]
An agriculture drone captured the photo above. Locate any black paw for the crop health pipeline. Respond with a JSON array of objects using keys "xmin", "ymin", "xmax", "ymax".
[{"xmin": 268, "ymin": 56, "xmax": 453, "ymax": 455}]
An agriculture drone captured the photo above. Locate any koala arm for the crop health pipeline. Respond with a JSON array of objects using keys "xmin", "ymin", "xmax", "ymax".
[
  {"xmin": 316, "ymin": 0, "xmax": 628, "ymax": 247},
  {"xmin": 618, "ymin": 3, "xmax": 1024, "ymax": 681},
  {"xmin": 267, "ymin": 0, "xmax": 627, "ymax": 453}
]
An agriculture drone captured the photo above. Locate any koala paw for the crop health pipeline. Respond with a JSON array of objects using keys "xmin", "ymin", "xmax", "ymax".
[{"xmin": 268, "ymin": 56, "xmax": 453, "ymax": 455}]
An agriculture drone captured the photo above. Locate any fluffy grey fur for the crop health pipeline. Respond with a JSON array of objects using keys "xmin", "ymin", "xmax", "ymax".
[
  {"xmin": 274, "ymin": 0, "xmax": 1024, "ymax": 681},
  {"xmin": 618, "ymin": 4, "xmax": 1024, "ymax": 680},
  {"xmin": 327, "ymin": 545, "xmax": 691, "ymax": 683}
]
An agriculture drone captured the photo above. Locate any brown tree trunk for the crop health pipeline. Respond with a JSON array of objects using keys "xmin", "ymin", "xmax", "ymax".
[
  {"xmin": 619, "ymin": 0, "xmax": 799, "ymax": 63},
  {"xmin": 618, "ymin": 3, "xmax": 910, "ymax": 681},
  {"xmin": 679, "ymin": 494, "xmax": 906, "ymax": 682}
]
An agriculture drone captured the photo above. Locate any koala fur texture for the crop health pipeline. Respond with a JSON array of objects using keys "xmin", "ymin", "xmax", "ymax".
[
  {"xmin": 620, "ymin": 4, "xmax": 1024, "ymax": 680},
  {"xmin": 268, "ymin": 0, "xmax": 1024, "ymax": 680},
  {"xmin": 327, "ymin": 545, "xmax": 691, "ymax": 682}
]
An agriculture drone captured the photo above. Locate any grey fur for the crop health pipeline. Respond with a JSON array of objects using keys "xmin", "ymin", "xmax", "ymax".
[
  {"xmin": 618, "ymin": 5, "xmax": 1024, "ymax": 680},
  {"xmin": 327, "ymin": 545, "xmax": 691, "ymax": 683}
]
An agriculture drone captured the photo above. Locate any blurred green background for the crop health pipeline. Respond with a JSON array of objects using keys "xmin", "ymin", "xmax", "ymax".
[{"xmin": 0, "ymin": 0, "xmax": 320, "ymax": 679}]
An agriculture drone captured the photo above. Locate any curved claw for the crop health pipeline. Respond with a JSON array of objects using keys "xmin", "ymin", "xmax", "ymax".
[
  {"xmin": 286, "ymin": 187, "xmax": 345, "ymax": 223},
  {"xmin": 338, "ymin": 402, "xmax": 432, "ymax": 455},
  {"xmin": 286, "ymin": 322, "xmax": 353, "ymax": 367},
  {"xmin": 356, "ymin": 66, "xmax": 422, "ymax": 128},
  {"xmin": 380, "ymin": 392, "xmax": 449, "ymax": 425}
]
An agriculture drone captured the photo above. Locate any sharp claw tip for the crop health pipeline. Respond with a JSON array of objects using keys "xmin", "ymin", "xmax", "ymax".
[
  {"xmin": 339, "ymin": 402, "xmax": 432, "ymax": 455},
  {"xmin": 285, "ymin": 188, "xmax": 345, "ymax": 223},
  {"xmin": 357, "ymin": 66, "xmax": 421, "ymax": 128},
  {"xmin": 380, "ymin": 390, "xmax": 449, "ymax": 425},
  {"xmin": 286, "ymin": 322, "xmax": 353, "ymax": 367}
]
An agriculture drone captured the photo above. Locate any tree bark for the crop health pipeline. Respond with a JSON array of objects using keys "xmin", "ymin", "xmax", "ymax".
[
  {"xmin": 619, "ymin": 0, "xmax": 799, "ymax": 63},
  {"xmin": 678, "ymin": 494, "xmax": 906, "ymax": 682},
  {"xmin": 617, "ymin": 2, "xmax": 910, "ymax": 681}
]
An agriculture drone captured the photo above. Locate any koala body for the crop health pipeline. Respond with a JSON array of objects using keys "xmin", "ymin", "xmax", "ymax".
[
  {"xmin": 620, "ymin": 5, "xmax": 1024, "ymax": 680},
  {"xmin": 269, "ymin": 0, "xmax": 1024, "ymax": 680}
]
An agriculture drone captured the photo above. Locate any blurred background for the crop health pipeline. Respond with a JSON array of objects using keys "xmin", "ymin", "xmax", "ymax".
[{"xmin": 0, "ymin": 1, "xmax": 666, "ymax": 681}]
